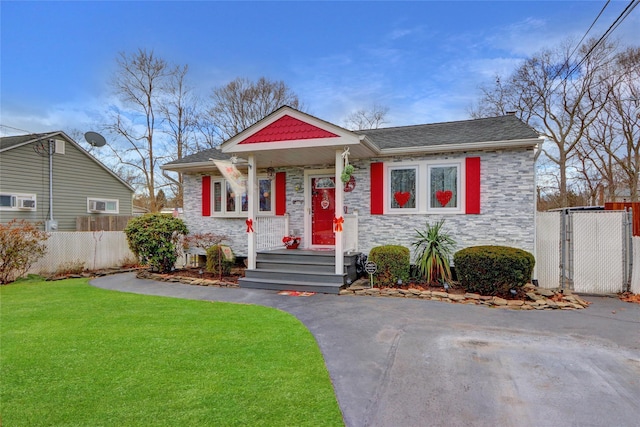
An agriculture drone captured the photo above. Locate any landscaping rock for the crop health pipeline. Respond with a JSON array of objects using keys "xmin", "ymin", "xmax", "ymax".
[
  {"xmin": 537, "ymin": 288, "xmax": 556, "ymax": 297},
  {"xmin": 431, "ymin": 291, "xmax": 450, "ymax": 299},
  {"xmin": 492, "ymin": 297, "xmax": 508, "ymax": 306},
  {"xmin": 336, "ymin": 281, "xmax": 591, "ymax": 311}
]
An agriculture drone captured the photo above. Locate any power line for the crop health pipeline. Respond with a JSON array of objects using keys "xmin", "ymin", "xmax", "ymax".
[
  {"xmin": 0, "ymin": 124, "xmax": 33, "ymax": 135},
  {"xmin": 528, "ymin": 0, "xmax": 639, "ymax": 109},
  {"xmin": 567, "ymin": 0, "xmax": 611, "ymax": 64},
  {"xmin": 564, "ymin": 0, "xmax": 639, "ymax": 83}
]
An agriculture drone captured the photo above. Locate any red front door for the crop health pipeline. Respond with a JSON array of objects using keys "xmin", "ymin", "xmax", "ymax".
[{"xmin": 311, "ymin": 176, "xmax": 335, "ymax": 245}]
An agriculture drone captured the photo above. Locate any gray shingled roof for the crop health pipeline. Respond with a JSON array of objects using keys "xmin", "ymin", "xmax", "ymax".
[
  {"xmin": 0, "ymin": 133, "xmax": 58, "ymax": 151},
  {"xmin": 163, "ymin": 146, "xmax": 231, "ymax": 166},
  {"xmin": 163, "ymin": 114, "xmax": 539, "ymax": 166},
  {"xmin": 354, "ymin": 115, "xmax": 539, "ymax": 149}
]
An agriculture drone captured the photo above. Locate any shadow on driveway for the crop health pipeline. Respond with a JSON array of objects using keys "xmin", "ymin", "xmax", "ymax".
[{"xmin": 91, "ymin": 273, "xmax": 640, "ymax": 427}]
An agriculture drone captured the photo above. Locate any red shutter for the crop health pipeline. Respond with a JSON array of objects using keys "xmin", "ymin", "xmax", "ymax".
[
  {"xmin": 275, "ymin": 172, "xmax": 286, "ymax": 216},
  {"xmin": 465, "ymin": 157, "xmax": 481, "ymax": 214},
  {"xmin": 202, "ymin": 176, "xmax": 211, "ymax": 216},
  {"xmin": 371, "ymin": 162, "xmax": 384, "ymax": 215}
]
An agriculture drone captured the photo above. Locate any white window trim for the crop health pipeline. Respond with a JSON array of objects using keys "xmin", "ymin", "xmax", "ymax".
[
  {"xmin": 210, "ymin": 175, "xmax": 275, "ymax": 218},
  {"xmin": 87, "ymin": 198, "xmax": 119, "ymax": 214},
  {"xmin": 386, "ymin": 164, "xmax": 420, "ymax": 213},
  {"xmin": 426, "ymin": 161, "xmax": 464, "ymax": 214},
  {"xmin": 384, "ymin": 160, "xmax": 466, "ymax": 214},
  {"xmin": 0, "ymin": 193, "xmax": 37, "ymax": 211},
  {"xmin": 257, "ymin": 177, "xmax": 275, "ymax": 215}
]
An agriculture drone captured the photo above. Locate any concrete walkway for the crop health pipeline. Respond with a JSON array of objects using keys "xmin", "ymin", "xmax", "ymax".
[{"xmin": 91, "ymin": 274, "xmax": 640, "ymax": 427}]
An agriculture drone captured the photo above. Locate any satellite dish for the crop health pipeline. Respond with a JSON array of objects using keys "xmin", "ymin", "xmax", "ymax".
[{"xmin": 84, "ymin": 131, "xmax": 106, "ymax": 147}]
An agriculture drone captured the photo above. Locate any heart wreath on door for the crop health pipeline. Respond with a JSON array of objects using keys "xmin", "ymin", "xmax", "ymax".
[{"xmin": 321, "ymin": 191, "xmax": 330, "ymax": 209}]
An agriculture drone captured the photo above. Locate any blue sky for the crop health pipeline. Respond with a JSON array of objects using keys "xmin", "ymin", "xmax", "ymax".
[{"xmin": 1, "ymin": 1, "xmax": 638, "ymax": 137}]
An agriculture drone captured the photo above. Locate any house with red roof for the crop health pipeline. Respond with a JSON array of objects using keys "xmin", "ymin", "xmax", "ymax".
[{"xmin": 162, "ymin": 106, "xmax": 542, "ymax": 293}]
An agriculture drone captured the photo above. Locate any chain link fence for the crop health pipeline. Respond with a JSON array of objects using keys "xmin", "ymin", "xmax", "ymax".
[{"xmin": 536, "ymin": 209, "xmax": 634, "ymax": 294}]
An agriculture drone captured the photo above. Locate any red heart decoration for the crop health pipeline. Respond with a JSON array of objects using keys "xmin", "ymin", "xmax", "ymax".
[
  {"xmin": 394, "ymin": 191, "xmax": 411, "ymax": 207},
  {"xmin": 436, "ymin": 190, "xmax": 453, "ymax": 207}
]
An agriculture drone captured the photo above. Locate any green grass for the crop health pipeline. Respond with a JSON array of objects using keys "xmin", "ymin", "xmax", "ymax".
[{"xmin": 1, "ymin": 277, "xmax": 343, "ymax": 426}]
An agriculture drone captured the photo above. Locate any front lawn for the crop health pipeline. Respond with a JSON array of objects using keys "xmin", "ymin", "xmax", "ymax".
[{"xmin": 0, "ymin": 278, "xmax": 343, "ymax": 426}]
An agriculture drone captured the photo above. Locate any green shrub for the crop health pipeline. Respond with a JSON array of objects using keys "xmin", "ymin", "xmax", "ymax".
[
  {"xmin": 412, "ymin": 219, "xmax": 456, "ymax": 285},
  {"xmin": 368, "ymin": 245, "xmax": 410, "ymax": 287},
  {"xmin": 206, "ymin": 245, "xmax": 235, "ymax": 276},
  {"xmin": 0, "ymin": 220, "xmax": 49, "ymax": 284},
  {"xmin": 124, "ymin": 213, "xmax": 188, "ymax": 273},
  {"xmin": 453, "ymin": 245, "xmax": 535, "ymax": 297}
]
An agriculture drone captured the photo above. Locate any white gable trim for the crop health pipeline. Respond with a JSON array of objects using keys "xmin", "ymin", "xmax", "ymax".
[{"xmin": 220, "ymin": 106, "xmax": 364, "ymax": 154}]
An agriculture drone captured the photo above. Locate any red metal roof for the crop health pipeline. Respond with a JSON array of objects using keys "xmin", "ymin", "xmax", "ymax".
[{"xmin": 239, "ymin": 114, "xmax": 339, "ymax": 144}]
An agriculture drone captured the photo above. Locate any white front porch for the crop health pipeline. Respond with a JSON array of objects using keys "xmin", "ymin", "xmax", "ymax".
[
  {"xmin": 236, "ymin": 214, "xmax": 360, "ymax": 294},
  {"xmin": 254, "ymin": 214, "xmax": 359, "ymax": 253}
]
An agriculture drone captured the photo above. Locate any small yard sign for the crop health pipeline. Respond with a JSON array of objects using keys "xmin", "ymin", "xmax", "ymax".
[{"xmin": 364, "ymin": 261, "xmax": 377, "ymax": 287}]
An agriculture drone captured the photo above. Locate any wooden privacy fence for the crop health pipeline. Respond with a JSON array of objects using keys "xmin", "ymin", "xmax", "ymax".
[
  {"xmin": 29, "ymin": 231, "xmax": 135, "ymax": 275},
  {"xmin": 605, "ymin": 202, "xmax": 640, "ymax": 236}
]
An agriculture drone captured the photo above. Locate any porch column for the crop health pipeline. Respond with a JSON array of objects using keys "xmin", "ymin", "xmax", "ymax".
[
  {"xmin": 247, "ymin": 154, "xmax": 257, "ymax": 270},
  {"xmin": 335, "ymin": 149, "xmax": 344, "ymax": 275}
]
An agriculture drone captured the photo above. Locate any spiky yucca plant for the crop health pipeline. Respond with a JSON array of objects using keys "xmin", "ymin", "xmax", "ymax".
[{"xmin": 412, "ymin": 219, "xmax": 455, "ymax": 284}]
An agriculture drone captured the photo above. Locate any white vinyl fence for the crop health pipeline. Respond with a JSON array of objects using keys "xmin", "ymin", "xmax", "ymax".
[
  {"xmin": 29, "ymin": 231, "xmax": 135, "ymax": 275},
  {"xmin": 631, "ymin": 237, "xmax": 640, "ymax": 294},
  {"xmin": 535, "ymin": 210, "xmax": 634, "ymax": 294},
  {"xmin": 535, "ymin": 212, "xmax": 561, "ymax": 290}
]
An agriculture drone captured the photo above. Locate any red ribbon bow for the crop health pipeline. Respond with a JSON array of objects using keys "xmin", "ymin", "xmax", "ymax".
[
  {"xmin": 333, "ymin": 216, "xmax": 344, "ymax": 232},
  {"xmin": 246, "ymin": 218, "xmax": 254, "ymax": 233}
]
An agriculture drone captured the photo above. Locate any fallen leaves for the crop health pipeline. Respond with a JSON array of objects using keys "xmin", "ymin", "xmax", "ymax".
[{"xmin": 619, "ymin": 292, "xmax": 640, "ymax": 304}]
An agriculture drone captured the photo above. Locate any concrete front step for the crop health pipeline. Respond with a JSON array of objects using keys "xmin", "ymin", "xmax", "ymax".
[
  {"xmin": 239, "ymin": 249, "xmax": 361, "ymax": 294},
  {"xmin": 244, "ymin": 268, "xmax": 346, "ymax": 285},
  {"xmin": 256, "ymin": 260, "xmax": 336, "ymax": 274},
  {"xmin": 238, "ymin": 277, "xmax": 343, "ymax": 294}
]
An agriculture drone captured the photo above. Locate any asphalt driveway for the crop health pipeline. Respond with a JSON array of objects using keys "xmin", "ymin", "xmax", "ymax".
[{"xmin": 91, "ymin": 274, "xmax": 640, "ymax": 427}]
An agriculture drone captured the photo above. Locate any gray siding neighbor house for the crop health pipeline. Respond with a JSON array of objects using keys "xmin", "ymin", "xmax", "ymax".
[
  {"xmin": 0, "ymin": 131, "xmax": 134, "ymax": 231},
  {"xmin": 162, "ymin": 106, "xmax": 542, "ymax": 293}
]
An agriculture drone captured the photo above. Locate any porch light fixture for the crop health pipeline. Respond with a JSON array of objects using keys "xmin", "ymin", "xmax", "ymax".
[{"xmin": 267, "ymin": 167, "xmax": 275, "ymax": 180}]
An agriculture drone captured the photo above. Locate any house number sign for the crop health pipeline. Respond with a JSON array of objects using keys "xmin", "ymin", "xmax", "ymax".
[{"xmin": 364, "ymin": 261, "xmax": 377, "ymax": 287}]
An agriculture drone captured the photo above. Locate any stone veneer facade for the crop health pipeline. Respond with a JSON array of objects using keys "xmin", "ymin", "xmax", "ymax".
[{"xmin": 182, "ymin": 147, "xmax": 536, "ymax": 258}]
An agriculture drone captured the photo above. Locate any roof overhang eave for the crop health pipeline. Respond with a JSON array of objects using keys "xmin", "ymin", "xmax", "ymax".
[
  {"xmin": 359, "ymin": 135, "xmax": 382, "ymax": 155},
  {"xmin": 161, "ymin": 161, "xmax": 219, "ymax": 173},
  {"xmin": 377, "ymin": 138, "xmax": 541, "ymax": 156}
]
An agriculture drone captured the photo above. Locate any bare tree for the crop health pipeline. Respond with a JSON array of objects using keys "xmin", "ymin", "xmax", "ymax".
[
  {"xmin": 105, "ymin": 49, "xmax": 169, "ymax": 211},
  {"xmin": 471, "ymin": 38, "xmax": 617, "ymax": 207},
  {"xmin": 105, "ymin": 49, "xmax": 200, "ymax": 211},
  {"xmin": 603, "ymin": 47, "xmax": 640, "ymax": 201},
  {"xmin": 342, "ymin": 103, "xmax": 389, "ymax": 130},
  {"xmin": 468, "ymin": 76, "xmax": 515, "ymax": 119},
  {"xmin": 573, "ymin": 46, "xmax": 640, "ymax": 203},
  {"xmin": 206, "ymin": 77, "xmax": 302, "ymax": 142},
  {"xmin": 158, "ymin": 64, "xmax": 200, "ymax": 207}
]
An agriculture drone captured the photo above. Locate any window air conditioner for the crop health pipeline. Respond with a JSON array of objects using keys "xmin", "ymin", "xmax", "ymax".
[
  {"xmin": 90, "ymin": 200, "xmax": 107, "ymax": 211},
  {"xmin": 18, "ymin": 198, "xmax": 36, "ymax": 209}
]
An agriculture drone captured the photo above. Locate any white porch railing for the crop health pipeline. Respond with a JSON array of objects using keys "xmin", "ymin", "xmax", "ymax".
[
  {"xmin": 256, "ymin": 215, "xmax": 290, "ymax": 250},
  {"xmin": 342, "ymin": 213, "xmax": 358, "ymax": 252},
  {"xmin": 254, "ymin": 213, "xmax": 358, "ymax": 252}
]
